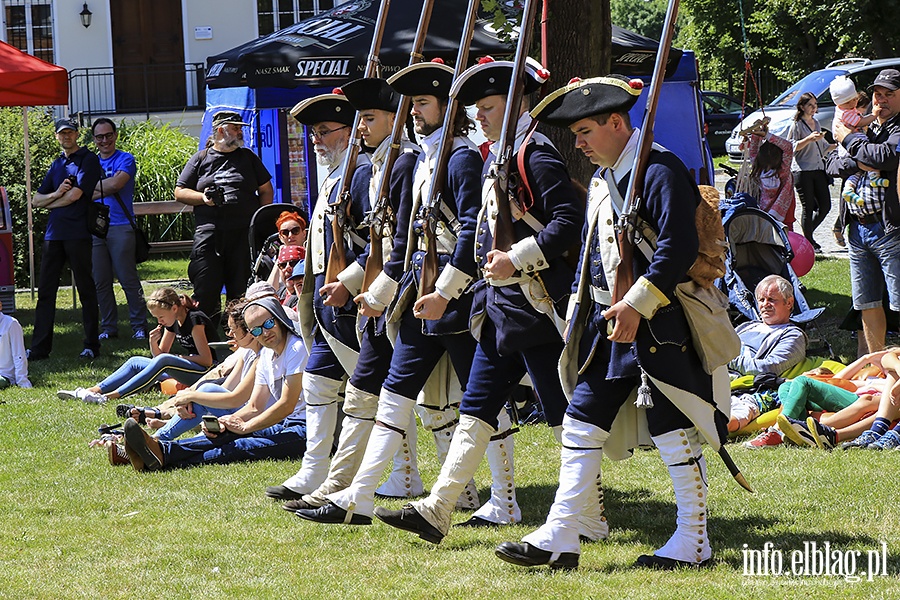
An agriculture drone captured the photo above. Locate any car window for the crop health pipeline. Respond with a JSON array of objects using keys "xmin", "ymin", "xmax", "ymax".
[
  {"xmin": 721, "ymin": 96, "xmax": 743, "ymax": 114},
  {"xmin": 703, "ymin": 94, "xmax": 743, "ymax": 115},
  {"xmin": 770, "ymin": 68, "xmax": 846, "ymax": 107}
]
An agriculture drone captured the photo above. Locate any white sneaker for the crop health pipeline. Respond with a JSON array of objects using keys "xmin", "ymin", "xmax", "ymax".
[{"xmin": 57, "ymin": 387, "xmax": 106, "ymax": 404}]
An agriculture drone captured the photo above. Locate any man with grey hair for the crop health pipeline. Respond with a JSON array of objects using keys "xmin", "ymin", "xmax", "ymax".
[
  {"xmin": 729, "ymin": 274, "xmax": 807, "ymax": 377},
  {"xmin": 175, "ymin": 111, "xmax": 274, "ymax": 330}
]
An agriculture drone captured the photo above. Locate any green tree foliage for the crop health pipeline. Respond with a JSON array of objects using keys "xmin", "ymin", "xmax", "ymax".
[
  {"xmin": 610, "ymin": 0, "xmax": 670, "ymax": 41},
  {"xmin": 0, "ymin": 109, "xmax": 197, "ymax": 286},
  {"xmin": 680, "ymin": 0, "xmax": 900, "ymax": 83}
]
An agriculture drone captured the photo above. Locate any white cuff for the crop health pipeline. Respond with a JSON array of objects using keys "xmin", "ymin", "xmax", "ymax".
[
  {"xmin": 507, "ymin": 236, "xmax": 548, "ymax": 274},
  {"xmin": 336, "ymin": 262, "xmax": 365, "ymax": 297},
  {"xmin": 367, "ymin": 271, "xmax": 400, "ymax": 308},
  {"xmin": 622, "ymin": 275, "xmax": 670, "ymax": 319},
  {"xmin": 435, "ymin": 264, "xmax": 473, "ymax": 300}
]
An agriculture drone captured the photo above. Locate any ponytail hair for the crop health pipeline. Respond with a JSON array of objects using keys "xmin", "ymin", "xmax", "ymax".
[{"xmin": 147, "ymin": 287, "xmax": 197, "ymax": 312}]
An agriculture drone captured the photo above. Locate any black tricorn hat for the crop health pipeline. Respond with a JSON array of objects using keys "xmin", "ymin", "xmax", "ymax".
[
  {"xmin": 387, "ymin": 60, "xmax": 455, "ymax": 99},
  {"xmin": 341, "ymin": 77, "xmax": 399, "ymax": 113},
  {"xmin": 450, "ymin": 56, "xmax": 550, "ymax": 106},
  {"xmin": 290, "ymin": 89, "xmax": 355, "ymax": 126},
  {"xmin": 531, "ymin": 75, "xmax": 644, "ymax": 128}
]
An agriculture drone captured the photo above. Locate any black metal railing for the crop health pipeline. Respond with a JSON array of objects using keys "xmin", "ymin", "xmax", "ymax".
[{"xmin": 68, "ymin": 63, "xmax": 206, "ymax": 119}]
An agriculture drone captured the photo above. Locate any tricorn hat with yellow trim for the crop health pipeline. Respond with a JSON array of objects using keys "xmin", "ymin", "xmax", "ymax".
[
  {"xmin": 290, "ymin": 89, "xmax": 354, "ymax": 126},
  {"xmin": 387, "ymin": 59, "xmax": 455, "ymax": 99},
  {"xmin": 531, "ymin": 75, "xmax": 643, "ymax": 128}
]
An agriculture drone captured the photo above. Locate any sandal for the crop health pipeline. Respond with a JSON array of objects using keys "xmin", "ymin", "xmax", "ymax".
[{"xmin": 116, "ymin": 405, "xmax": 162, "ymax": 425}]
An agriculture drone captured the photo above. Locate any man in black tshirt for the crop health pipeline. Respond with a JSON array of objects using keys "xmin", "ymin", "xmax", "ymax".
[{"xmin": 175, "ymin": 111, "xmax": 274, "ymax": 329}]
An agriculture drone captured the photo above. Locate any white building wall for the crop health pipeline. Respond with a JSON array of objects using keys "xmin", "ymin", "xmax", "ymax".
[{"xmin": 182, "ymin": 0, "xmax": 258, "ymax": 67}]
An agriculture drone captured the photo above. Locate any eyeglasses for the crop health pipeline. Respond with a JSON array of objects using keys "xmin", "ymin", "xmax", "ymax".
[
  {"xmin": 308, "ymin": 125, "xmax": 348, "ymax": 143},
  {"xmin": 93, "ymin": 132, "xmax": 115, "ymax": 141},
  {"xmin": 224, "ymin": 325, "xmax": 248, "ymax": 340},
  {"xmin": 280, "ymin": 226, "xmax": 303, "ymax": 237},
  {"xmin": 248, "ymin": 317, "xmax": 276, "ymax": 337},
  {"xmin": 277, "ymin": 259, "xmax": 300, "ymax": 270}
]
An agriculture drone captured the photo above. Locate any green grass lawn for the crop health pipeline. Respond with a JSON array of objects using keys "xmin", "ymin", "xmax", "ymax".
[{"xmin": 1, "ymin": 256, "xmax": 898, "ymax": 599}]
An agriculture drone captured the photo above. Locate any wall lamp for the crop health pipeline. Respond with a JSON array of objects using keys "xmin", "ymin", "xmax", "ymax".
[{"xmin": 80, "ymin": 3, "xmax": 92, "ymax": 28}]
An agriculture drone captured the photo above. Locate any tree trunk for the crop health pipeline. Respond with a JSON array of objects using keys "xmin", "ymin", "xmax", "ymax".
[{"xmin": 541, "ymin": 0, "xmax": 611, "ymax": 185}]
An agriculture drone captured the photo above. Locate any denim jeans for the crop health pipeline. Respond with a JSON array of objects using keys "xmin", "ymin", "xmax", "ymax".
[
  {"xmin": 154, "ymin": 382, "xmax": 239, "ymax": 441},
  {"xmin": 93, "ymin": 225, "xmax": 147, "ymax": 336},
  {"xmin": 97, "ymin": 354, "xmax": 209, "ymax": 397},
  {"xmin": 848, "ymin": 220, "xmax": 900, "ymax": 311},
  {"xmin": 160, "ymin": 416, "xmax": 307, "ymax": 468}
]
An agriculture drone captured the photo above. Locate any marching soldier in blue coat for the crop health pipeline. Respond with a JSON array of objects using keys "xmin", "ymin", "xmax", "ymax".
[
  {"xmin": 278, "ymin": 91, "xmax": 372, "ymax": 496},
  {"xmin": 271, "ymin": 76, "xmax": 423, "ymax": 507},
  {"xmin": 296, "ymin": 60, "xmax": 484, "ymax": 525},
  {"xmin": 373, "ymin": 57, "xmax": 590, "ymax": 541},
  {"xmin": 495, "ymin": 76, "xmax": 729, "ymax": 569}
]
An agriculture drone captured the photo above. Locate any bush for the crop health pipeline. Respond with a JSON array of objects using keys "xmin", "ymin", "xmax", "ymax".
[{"xmin": 0, "ymin": 109, "xmax": 199, "ymax": 286}]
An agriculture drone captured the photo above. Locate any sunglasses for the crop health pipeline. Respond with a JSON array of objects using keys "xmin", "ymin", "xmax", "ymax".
[
  {"xmin": 278, "ymin": 258, "xmax": 300, "ymax": 270},
  {"xmin": 248, "ymin": 317, "xmax": 276, "ymax": 337},
  {"xmin": 280, "ymin": 226, "xmax": 303, "ymax": 237}
]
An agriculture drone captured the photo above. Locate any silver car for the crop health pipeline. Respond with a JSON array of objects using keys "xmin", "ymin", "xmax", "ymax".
[{"xmin": 725, "ymin": 57, "xmax": 900, "ymax": 161}]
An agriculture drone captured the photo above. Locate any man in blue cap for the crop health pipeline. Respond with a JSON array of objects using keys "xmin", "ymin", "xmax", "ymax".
[
  {"xmin": 494, "ymin": 75, "xmax": 727, "ymax": 570},
  {"xmin": 30, "ymin": 117, "xmax": 102, "ymax": 360}
]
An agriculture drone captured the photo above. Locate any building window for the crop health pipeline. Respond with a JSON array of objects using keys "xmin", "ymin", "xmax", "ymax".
[
  {"xmin": 257, "ymin": 0, "xmax": 335, "ymax": 36},
  {"xmin": 2, "ymin": 0, "xmax": 54, "ymax": 63}
]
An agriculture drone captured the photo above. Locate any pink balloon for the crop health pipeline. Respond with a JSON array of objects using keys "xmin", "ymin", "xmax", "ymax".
[{"xmin": 787, "ymin": 231, "xmax": 815, "ymax": 277}]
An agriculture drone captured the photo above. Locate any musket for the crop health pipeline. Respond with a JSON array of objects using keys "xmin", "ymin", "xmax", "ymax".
[
  {"xmin": 324, "ymin": 0, "xmax": 392, "ymax": 284},
  {"xmin": 490, "ymin": 0, "xmax": 542, "ymax": 252},
  {"xmin": 417, "ymin": 0, "xmax": 481, "ymax": 298},
  {"xmin": 361, "ymin": 0, "xmax": 436, "ymax": 293},
  {"xmin": 610, "ymin": 0, "xmax": 752, "ymax": 492},
  {"xmin": 610, "ymin": 0, "xmax": 679, "ymax": 308}
]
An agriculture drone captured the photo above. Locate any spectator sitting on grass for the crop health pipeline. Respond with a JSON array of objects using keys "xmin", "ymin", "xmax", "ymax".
[
  {"xmin": 0, "ymin": 300, "xmax": 31, "ymax": 389},
  {"xmin": 742, "ymin": 352, "xmax": 887, "ymax": 448},
  {"xmin": 729, "ymin": 275, "xmax": 807, "ymax": 377},
  {"xmin": 120, "ymin": 296, "xmax": 308, "ymax": 471},
  {"xmin": 57, "ymin": 287, "xmax": 217, "ymax": 404}
]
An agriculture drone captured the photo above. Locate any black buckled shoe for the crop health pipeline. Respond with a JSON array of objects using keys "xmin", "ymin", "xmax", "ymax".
[
  {"xmin": 373, "ymin": 504, "xmax": 444, "ymax": 544},
  {"xmin": 295, "ymin": 501, "xmax": 372, "ymax": 525},
  {"xmin": 265, "ymin": 485, "xmax": 305, "ymax": 501},
  {"xmin": 634, "ymin": 554, "xmax": 712, "ymax": 570},
  {"xmin": 454, "ymin": 515, "xmax": 499, "ymax": 528},
  {"xmin": 494, "ymin": 542, "xmax": 579, "ymax": 570}
]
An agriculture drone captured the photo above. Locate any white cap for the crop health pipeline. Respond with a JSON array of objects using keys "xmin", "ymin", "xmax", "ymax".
[{"xmin": 829, "ymin": 76, "xmax": 857, "ymax": 106}]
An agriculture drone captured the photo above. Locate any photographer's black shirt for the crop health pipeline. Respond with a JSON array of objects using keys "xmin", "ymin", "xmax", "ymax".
[{"xmin": 177, "ymin": 147, "xmax": 272, "ymax": 230}]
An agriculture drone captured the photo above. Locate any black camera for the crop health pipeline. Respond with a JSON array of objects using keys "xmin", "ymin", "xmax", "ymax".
[
  {"xmin": 65, "ymin": 175, "xmax": 77, "ymax": 186},
  {"xmin": 206, "ymin": 184, "xmax": 226, "ymax": 205},
  {"xmin": 206, "ymin": 184, "xmax": 238, "ymax": 206}
]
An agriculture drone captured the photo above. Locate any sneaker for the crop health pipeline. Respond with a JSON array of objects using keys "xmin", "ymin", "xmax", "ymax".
[
  {"xmin": 79, "ymin": 348, "xmax": 97, "ymax": 359},
  {"xmin": 26, "ymin": 349, "xmax": 49, "ymax": 361},
  {"xmin": 806, "ymin": 417, "xmax": 837, "ymax": 450},
  {"xmin": 57, "ymin": 387, "xmax": 106, "ymax": 404},
  {"xmin": 98, "ymin": 332, "xmax": 118, "ymax": 340},
  {"xmin": 841, "ymin": 429, "xmax": 882, "ymax": 450},
  {"xmin": 868, "ymin": 430, "xmax": 900, "ymax": 451},
  {"xmin": 132, "ymin": 330, "xmax": 147, "ymax": 340},
  {"xmin": 742, "ymin": 428, "xmax": 783, "ymax": 449},
  {"xmin": 776, "ymin": 414, "xmax": 816, "ymax": 448}
]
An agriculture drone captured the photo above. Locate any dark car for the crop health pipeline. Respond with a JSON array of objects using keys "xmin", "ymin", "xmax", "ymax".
[{"xmin": 701, "ymin": 91, "xmax": 743, "ymax": 155}]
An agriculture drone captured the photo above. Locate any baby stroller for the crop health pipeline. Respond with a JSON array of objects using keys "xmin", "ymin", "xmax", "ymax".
[
  {"xmin": 247, "ymin": 203, "xmax": 308, "ymax": 286},
  {"xmin": 718, "ymin": 203, "xmax": 833, "ymax": 356}
]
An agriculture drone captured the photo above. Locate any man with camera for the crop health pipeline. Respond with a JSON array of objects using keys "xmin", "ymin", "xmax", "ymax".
[
  {"xmin": 175, "ymin": 111, "xmax": 274, "ymax": 329},
  {"xmin": 29, "ymin": 117, "xmax": 102, "ymax": 361}
]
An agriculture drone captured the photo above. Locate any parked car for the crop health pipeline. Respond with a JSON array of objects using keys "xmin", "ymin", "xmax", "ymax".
[
  {"xmin": 724, "ymin": 57, "xmax": 900, "ymax": 160},
  {"xmin": 701, "ymin": 91, "xmax": 743, "ymax": 155}
]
